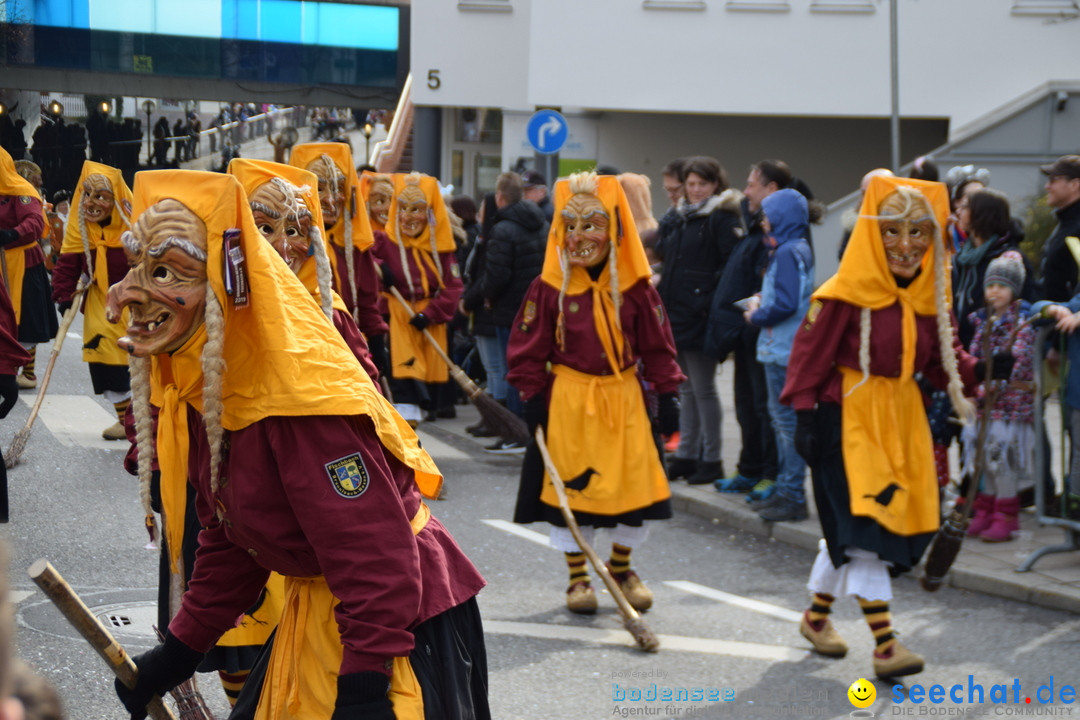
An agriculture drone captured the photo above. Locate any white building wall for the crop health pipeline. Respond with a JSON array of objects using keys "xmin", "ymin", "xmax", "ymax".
[{"xmin": 414, "ymin": 0, "xmax": 1080, "ymax": 133}]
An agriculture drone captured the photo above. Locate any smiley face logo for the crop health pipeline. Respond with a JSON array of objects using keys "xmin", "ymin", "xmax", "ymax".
[{"xmin": 848, "ymin": 678, "xmax": 876, "ymax": 708}]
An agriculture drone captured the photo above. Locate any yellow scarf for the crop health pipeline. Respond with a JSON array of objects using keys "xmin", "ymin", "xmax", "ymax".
[
  {"xmin": 813, "ymin": 175, "xmax": 951, "ymax": 536},
  {"xmin": 288, "ymin": 143, "xmax": 374, "ymax": 252},
  {"xmin": 131, "ymin": 171, "xmax": 442, "ymax": 573},
  {"xmin": 539, "ymin": 174, "xmax": 653, "ymax": 371}
]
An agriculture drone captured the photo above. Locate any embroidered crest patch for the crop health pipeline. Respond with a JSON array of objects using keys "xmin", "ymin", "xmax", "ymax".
[
  {"xmin": 523, "ymin": 300, "xmax": 537, "ymax": 323},
  {"xmin": 325, "ymin": 453, "xmax": 370, "ymax": 499},
  {"xmin": 19, "ymin": 196, "xmax": 31, "ymax": 205},
  {"xmin": 568, "ymin": 301, "xmax": 580, "ymax": 313},
  {"xmin": 654, "ymin": 304, "xmax": 665, "ymax": 325},
  {"xmin": 804, "ymin": 299, "xmax": 823, "ymax": 329},
  {"xmin": 450, "ymin": 262, "xmax": 461, "ymax": 278}
]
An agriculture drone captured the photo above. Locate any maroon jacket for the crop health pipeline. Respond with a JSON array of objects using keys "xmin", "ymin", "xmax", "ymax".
[
  {"xmin": 331, "ymin": 242, "xmax": 388, "ymax": 338},
  {"xmin": 170, "ymin": 409, "xmax": 485, "ymax": 676},
  {"xmin": 0, "ymin": 193, "xmax": 47, "ymax": 269},
  {"xmin": 372, "ymin": 233, "xmax": 462, "ymax": 325},
  {"xmin": 781, "ymin": 299, "xmax": 977, "ymax": 411},
  {"xmin": 507, "ymin": 277, "xmax": 684, "ymax": 401},
  {"xmin": 0, "ymin": 277, "xmax": 30, "ymax": 373},
  {"xmin": 52, "ymin": 243, "xmax": 129, "ymax": 306}
]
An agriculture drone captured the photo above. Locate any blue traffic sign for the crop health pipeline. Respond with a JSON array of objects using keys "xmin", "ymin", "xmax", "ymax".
[{"xmin": 526, "ymin": 109, "xmax": 568, "ymax": 155}]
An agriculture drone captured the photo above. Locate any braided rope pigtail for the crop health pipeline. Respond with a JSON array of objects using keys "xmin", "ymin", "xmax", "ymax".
[
  {"xmin": 343, "ymin": 193, "xmax": 358, "ymax": 312},
  {"xmin": 309, "ymin": 225, "xmax": 334, "ymax": 320},
  {"xmin": 556, "ymin": 248, "xmax": 571, "ymax": 352},
  {"xmin": 932, "ymin": 214, "xmax": 975, "ymax": 424},
  {"xmin": 845, "ymin": 307, "xmax": 873, "ymax": 398},
  {"xmin": 77, "ymin": 209, "xmax": 94, "ymax": 278},
  {"xmin": 201, "ymin": 291, "xmax": 227, "ymax": 506},
  {"xmin": 130, "ymin": 355, "xmax": 158, "ymax": 543}
]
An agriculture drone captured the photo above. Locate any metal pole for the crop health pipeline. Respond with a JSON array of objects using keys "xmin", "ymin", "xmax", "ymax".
[{"xmin": 889, "ymin": 0, "xmax": 900, "ymax": 173}]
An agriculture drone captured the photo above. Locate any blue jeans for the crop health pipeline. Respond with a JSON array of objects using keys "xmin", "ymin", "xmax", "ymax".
[
  {"xmin": 495, "ymin": 325, "xmax": 523, "ymax": 418},
  {"xmin": 475, "ymin": 334, "xmax": 506, "ymax": 402},
  {"xmin": 763, "ymin": 361, "xmax": 806, "ymax": 504}
]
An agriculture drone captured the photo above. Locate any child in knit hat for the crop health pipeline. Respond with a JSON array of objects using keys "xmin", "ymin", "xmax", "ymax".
[{"xmin": 961, "ymin": 250, "xmax": 1036, "ymax": 542}]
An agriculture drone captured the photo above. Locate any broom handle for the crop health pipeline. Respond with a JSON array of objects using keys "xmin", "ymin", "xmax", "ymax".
[
  {"xmin": 28, "ymin": 560, "xmax": 178, "ymax": 720},
  {"xmin": 385, "ymin": 284, "xmax": 484, "ymax": 398},
  {"xmin": 534, "ymin": 428, "xmax": 644, "ymax": 623},
  {"xmin": 22, "ymin": 280, "xmax": 88, "ymax": 432}
]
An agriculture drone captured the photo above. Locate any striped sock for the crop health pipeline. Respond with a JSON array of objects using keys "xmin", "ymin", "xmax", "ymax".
[
  {"xmin": 113, "ymin": 399, "xmax": 131, "ymax": 423},
  {"xmin": 858, "ymin": 597, "xmax": 896, "ymax": 656},
  {"xmin": 566, "ymin": 552, "xmax": 589, "ymax": 586},
  {"xmin": 218, "ymin": 669, "xmax": 250, "ymax": 707},
  {"xmin": 806, "ymin": 592, "xmax": 835, "ymax": 630},
  {"xmin": 608, "ymin": 543, "xmax": 632, "ymax": 576},
  {"xmin": 22, "ymin": 350, "xmax": 35, "ymax": 381}
]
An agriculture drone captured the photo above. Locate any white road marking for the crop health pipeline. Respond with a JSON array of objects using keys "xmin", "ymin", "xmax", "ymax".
[
  {"xmin": 664, "ymin": 581, "xmax": 803, "ymax": 623},
  {"xmin": 21, "ymin": 395, "xmax": 126, "ymax": 452},
  {"xmin": 482, "ymin": 519, "xmax": 553, "ymax": 548},
  {"xmin": 10, "ymin": 591, "xmax": 33, "ymax": 604},
  {"xmin": 483, "ymin": 620, "xmax": 806, "ymax": 661},
  {"xmin": 414, "ymin": 429, "xmax": 469, "ymax": 460}
]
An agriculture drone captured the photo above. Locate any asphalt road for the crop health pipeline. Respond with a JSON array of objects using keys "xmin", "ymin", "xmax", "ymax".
[{"xmin": 7, "ymin": 314, "xmax": 1080, "ymax": 720}]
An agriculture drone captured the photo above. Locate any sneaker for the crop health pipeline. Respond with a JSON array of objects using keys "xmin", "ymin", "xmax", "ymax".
[
  {"xmin": 16, "ymin": 374, "xmax": 36, "ymax": 390},
  {"xmin": 663, "ymin": 431, "xmax": 680, "ymax": 453},
  {"xmin": 745, "ymin": 480, "xmax": 776, "ymax": 505},
  {"xmin": 714, "ymin": 473, "xmax": 760, "ymax": 494},
  {"xmin": 467, "ymin": 423, "xmax": 498, "ymax": 438},
  {"xmin": 873, "ymin": 641, "xmax": 924, "ymax": 678},
  {"xmin": 607, "ymin": 566, "xmax": 653, "ymax": 612},
  {"xmin": 758, "ymin": 494, "xmax": 808, "ymax": 522},
  {"xmin": 485, "ymin": 439, "xmax": 526, "ymax": 455},
  {"xmin": 102, "ymin": 421, "xmax": 126, "ymax": 441},
  {"xmin": 749, "ymin": 488, "xmax": 781, "ymax": 511},
  {"xmin": 799, "ymin": 612, "xmax": 848, "ymax": 658},
  {"xmin": 566, "ymin": 581, "xmax": 598, "ymax": 615},
  {"xmin": 686, "ymin": 460, "xmax": 725, "ymax": 485}
]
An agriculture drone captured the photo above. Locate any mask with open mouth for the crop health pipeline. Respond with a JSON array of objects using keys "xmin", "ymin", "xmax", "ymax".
[
  {"xmin": 367, "ymin": 175, "xmax": 394, "ymax": 230},
  {"xmin": 562, "ymin": 192, "xmax": 611, "ymax": 268},
  {"xmin": 249, "ymin": 179, "xmax": 312, "ymax": 274},
  {"xmin": 396, "ymin": 180, "xmax": 429, "ymax": 239},
  {"xmin": 878, "ymin": 189, "xmax": 934, "ymax": 280},
  {"xmin": 105, "ymin": 199, "xmax": 208, "ymax": 357},
  {"xmin": 81, "ymin": 174, "xmax": 115, "ymax": 225},
  {"xmin": 306, "ymin": 155, "xmax": 346, "ymax": 230}
]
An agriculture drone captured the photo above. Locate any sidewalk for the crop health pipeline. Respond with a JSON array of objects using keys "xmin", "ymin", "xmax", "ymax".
[{"xmin": 422, "ymin": 365, "xmax": 1080, "ymax": 615}]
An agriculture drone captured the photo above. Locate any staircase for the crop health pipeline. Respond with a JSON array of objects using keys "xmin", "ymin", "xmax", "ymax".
[{"xmin": 372, "ymin": 74, "xmax": 414, "ymax": 173}]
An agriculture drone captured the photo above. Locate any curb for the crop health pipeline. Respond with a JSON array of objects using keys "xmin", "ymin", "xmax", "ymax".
[{"xmin": 671, "ymin": 484, "xmax": 1080, "ymax": 615}]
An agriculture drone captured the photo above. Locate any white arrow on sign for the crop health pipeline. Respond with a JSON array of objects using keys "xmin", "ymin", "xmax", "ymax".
[{"xmin": 538, "ymin": 117, "xmax": 562, "ymax": 151}]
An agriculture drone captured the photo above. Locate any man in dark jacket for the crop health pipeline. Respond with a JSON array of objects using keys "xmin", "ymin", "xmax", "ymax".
[
  {"xmin": 1039, "ymin": 155, "xmax": 1080, "ymax": 302},
  {"xmin": 463, "ymin": 172, "xmax": 548, "ymax": 453},
  {"xmin": 522, "ymin": 170, "xmax": 554, "ymax": 223}
]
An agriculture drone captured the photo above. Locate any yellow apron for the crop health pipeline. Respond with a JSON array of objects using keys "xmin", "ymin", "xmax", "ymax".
[
  {"xmin": 840, "ymin": 366, "xmax": 939, "ymax": 536},
  {"xmin": 216, "ymin": 573, "xmax": 286, "ymax": 650},
  {"xmin": 254, "ymin": 504, "xmax": 431, "ymax": 720},
  {"xmin": 387, "ymin": 298, "xmax": 448, "ymax": 383},
  {"xmin": 2, "ymin": 246, "xmax": 26, "ymax": 325},
  {"xmin": 540, "ymin": 364, "xmax": 669, "ymax": 516}
]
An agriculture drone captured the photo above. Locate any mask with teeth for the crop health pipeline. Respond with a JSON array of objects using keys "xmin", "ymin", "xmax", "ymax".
[
  {"xmin": 562, "ymin": 192, "xmax": 611, "ymax": 268},
  {"xmin": 249, "ymin": 180, "xmax": 313, "ymax": 274},
  {"xmin": 306, "ymin": 155, "xmax": 346, "ymax": 230},
  {"xmin": 81, "ymin": 174, "xmax": 115, "ymax": 225},
  {"xmin": 878, "ymin": 189, "xmax": 934, "ymax": 280},
  {"xmin": 106, "ymin": 199, "xmax": 209, "ymax": 357},
  {"xmin": 396, "ymin": 181, "xmax": 429, "ymax": 239},
  {"xmin": 367, "ymin": 175, "xmax": 394, "ymax": 230}
]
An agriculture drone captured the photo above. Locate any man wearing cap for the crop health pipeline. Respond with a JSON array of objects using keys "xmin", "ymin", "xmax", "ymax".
[
  {"xmin": 522, "ymin": 170, "xmax": 554, "ymax": 223},
  {"xmin": 1039, "ymin": 155, "xmax": 1080, "ymax": 302}
]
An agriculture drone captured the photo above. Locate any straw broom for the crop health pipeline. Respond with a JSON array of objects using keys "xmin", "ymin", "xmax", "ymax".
[
  {"xmin": 535, "ymin": 427, "xmax": 660, "ymax": 652},
  {"xmin": 921, "ymin": 302, "xmax": 1028, "ymax": 591},
  {"xmin": 5, "ymin": 278, "xmax": 88, "ymax": 469},
  {"xmin": 385, "ymin": 284, "xmax": 529, "ymax": 444},
  {"xmin": 28, "ymin": 559, "xmax": 179, "ymax": 720}
]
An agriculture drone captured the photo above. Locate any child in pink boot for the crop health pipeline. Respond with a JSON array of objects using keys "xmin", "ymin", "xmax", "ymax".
[{"xmin": 961, "ymin": 251, "xmax": 1036, "ymax": 542}]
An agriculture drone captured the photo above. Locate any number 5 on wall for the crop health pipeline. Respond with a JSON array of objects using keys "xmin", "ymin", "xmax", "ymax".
[{"xmin": 427, "ymin": 70, "xmax": 441, "ymax": 90}]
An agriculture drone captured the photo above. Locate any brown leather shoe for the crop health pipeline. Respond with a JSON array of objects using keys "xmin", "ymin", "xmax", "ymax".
[
  {"xmin": 102, "ymin": 421, "xmax": 126, "ymax": 441},
  {"xmin": 566, "ymin": 581, "xmax": 597, "ymax": 615},
  {"xmin": 799, "ymin": 612, "xmax": 848, "ymax": 658},
  {"xmin": 874, "ymin": 641, "xmax": 924, "ymax": 678},
  {"xmin": 608, "ymin": 567, "xmax": 654, "ymax": 612}
]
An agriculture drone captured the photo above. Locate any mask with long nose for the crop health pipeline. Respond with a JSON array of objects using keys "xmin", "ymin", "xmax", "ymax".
[
  {"xmin": 306, "ymin": 155, "xmax": 345, "ymax": 230},
  {"xmin": 249, "ymin": 179, "xmax": 312, "ymax": 274},
  {"xmin": 562, "ymin": 192, "xmax": 611, "ymax": 268},
  {"xmin": 105, "ymin": 199, "xmax": 209, "ymax": 357},
  {"xmin": 877, "ymin": 189, "xmax": 935, "ymax": 280}
]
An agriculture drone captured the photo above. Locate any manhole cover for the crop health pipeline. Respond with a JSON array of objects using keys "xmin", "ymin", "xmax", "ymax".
[{"xmin": 91, "ymin": 601, "xmax": 160, "ymax": 641}]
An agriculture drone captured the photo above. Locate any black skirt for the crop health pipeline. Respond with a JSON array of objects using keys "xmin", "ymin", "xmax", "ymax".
[
  {"xmin": 513, "ymin": 430, "xmax": 673, "ymax": 529},
  {"xmin": 809, "ymin": 403, "xmax": 935, "ymax": 576},
  {"xmin": 17, "ymin": 264, "xmax": 58, "ymax": 343},
  {"xmin": 88, "ymin": 361, "xmax": 130, "ymax": 395}
]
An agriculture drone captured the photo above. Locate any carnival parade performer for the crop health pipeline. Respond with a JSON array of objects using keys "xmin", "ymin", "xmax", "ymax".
[
  {"xmin": 781, "ymin": 175, "xmax": 976, "ymax": 678},
  {"xmin": 361, "ymin": 169, "xmax": 395, "ymax": 236},
  {"xmin": 0, "ymin": 149, "xmax": 58, "ymax": 391},
  {"xmin": 289, "ymin": 142, "xmax": 389, "ymax": 374},
  {"xmin": 52, "ymin": 160, "xmax": 133, "ymax": 439},
  {"xmin": 508, "ymin": 171, "xmax": 684, "ymax": 615},
  {"xmin": 109, "ymin": 170, "xmax": 489, "ymax": 720},
  {"xmin": 375, "ymin": 172, "xmax": 463, "ymax": 426}
]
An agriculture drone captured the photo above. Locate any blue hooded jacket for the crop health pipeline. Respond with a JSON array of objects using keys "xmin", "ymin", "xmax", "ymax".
[{"xmin": 750, "ymin": 188, "xmax": 815, "ymax": 365}]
